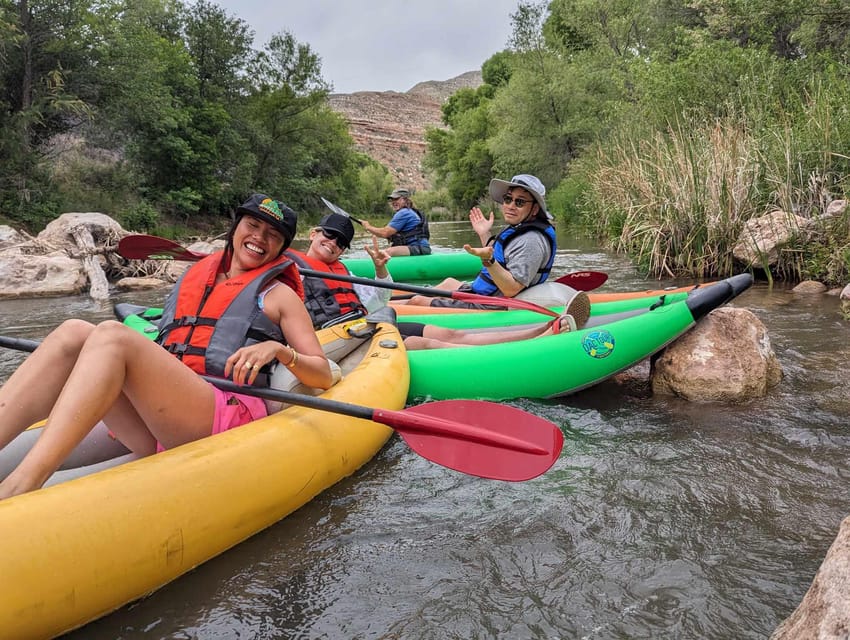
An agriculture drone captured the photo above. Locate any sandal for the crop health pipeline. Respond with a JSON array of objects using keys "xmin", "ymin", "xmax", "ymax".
[{"xmin": 551, "ymin": 313, "xmax": 577, "ymax": 335}]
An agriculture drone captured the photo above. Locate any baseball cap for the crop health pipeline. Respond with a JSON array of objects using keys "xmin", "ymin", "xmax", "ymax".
[
  {"xmin": 387, "ymin": 189, "xmax": 410, "ymax": 200},
  {"xmin": 318, "ymin": 213, "xmax": 354, "ymax": 249},
  {"xmin": 235, "ymin": 193, "xmax": 298, "ymax": 245}
]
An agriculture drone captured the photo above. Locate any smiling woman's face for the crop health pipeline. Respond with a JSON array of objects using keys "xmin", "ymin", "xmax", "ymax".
[
  {"xmin": 306, "ymin": 227, "xmax": 346, "ymax": 264},
  {"xmin": 231, "ymin": 215, "xmax": 286, "ymax": 267}
]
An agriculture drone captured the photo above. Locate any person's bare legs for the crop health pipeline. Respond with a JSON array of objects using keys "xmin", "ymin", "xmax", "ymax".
[
  {"xmin": 384, "ymin": 246, "xmax": 411, "ymax": 257},
  {"xmin": 402, "ymin": 292, "xmax": 593, "ymax": 350},
  {"xmin": 0, "ymin": 321, "xmax": 216, "ymax": 498},
  {"xmin": 403, "ymin": 277, "xmax": 464, "ymax": 306},
  {"xmin": 0, "ymin": 319, "xmax": 94, "ymax": 450},
  {"xmin": 403, "ymin": 319, "xmax": 564, "ymax": 350}
]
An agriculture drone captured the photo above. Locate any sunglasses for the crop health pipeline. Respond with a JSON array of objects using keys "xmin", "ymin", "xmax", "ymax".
[
  {"xmin": 501, "ymin": 194, "xmax": 533, "ymax": 208},
  {"xmin": 319, "ymin": 228, "xmax": 349, "ymax": 249}
]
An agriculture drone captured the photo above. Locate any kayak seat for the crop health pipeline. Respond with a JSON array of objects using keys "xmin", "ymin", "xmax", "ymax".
[{"xmin": 264, "ymin": 359, "xmax": 343, "ymax": 414}]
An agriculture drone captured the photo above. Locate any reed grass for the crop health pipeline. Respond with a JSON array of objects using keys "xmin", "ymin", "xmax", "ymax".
[
  {"xmin": 582, "ymin": 74, "xmax": 850, "ymax": 282},
  {"xmin": 588, "ymin": 117, "xmax": 761, "ymax": 277}
]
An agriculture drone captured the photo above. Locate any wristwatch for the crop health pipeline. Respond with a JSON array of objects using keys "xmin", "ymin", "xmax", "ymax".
[{"xmin": 482, "ymin": 256, "xmax": 495, "ymax": 266}]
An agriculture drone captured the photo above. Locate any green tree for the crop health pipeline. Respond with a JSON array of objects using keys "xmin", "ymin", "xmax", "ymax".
[
  {"xmin": 236, "ymin": 30, "xmax": 358, "ymax": 213},
  {"xmin": 481, "ymin": 50, "xmax": 514, "ymax": 87},
  {"xmin": 424, "ymin": 99, "xmax": 496, "ymax": 206},
  {"xmin": 0, "ymin": 0, "xmax": 96, "ymax": 226},
  {"xmin": 249, "ymin": 30, "xmax": 329, "ymax": 95},
  {"xmin": 352, "ymin": 159, "xmax": 394, "ymax": 218},
  {"xmin": 182, "ymin": 0, "xmax": 252, "ymax": 101},
  {"xmin": 485, "ymin": 1, "xmax": 628, "ymax": 186},
  {"xmin": 94, "ymin": 0, "xmax": 256, "ymax": 216}
]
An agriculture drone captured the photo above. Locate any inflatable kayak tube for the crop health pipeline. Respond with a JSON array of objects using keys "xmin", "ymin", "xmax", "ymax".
[
  {"xmin": 343, "ymin": 251, "xmax": 481, "ymax": 282},
  {"xmin": 406, "ymin": 274, "xmax": 753, "ymax": 401},
  {"xmin": 0, "ymin": 323, "xmax": 408, "ymax": 639}
]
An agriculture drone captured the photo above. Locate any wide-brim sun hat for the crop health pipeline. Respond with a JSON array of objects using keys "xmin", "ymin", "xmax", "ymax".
[
  {"xmin": 488, "ymin": 174, "xmax": 552, "ymax": 221},
  {"xmin": 318, "ymin": 213, "xmax": 355, "ymax": 249},
  {"xmin": 236, "ymin": 193, "xmax": 298, "ymax": 247}
]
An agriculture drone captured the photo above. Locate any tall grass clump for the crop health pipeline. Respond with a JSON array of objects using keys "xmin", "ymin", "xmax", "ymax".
[
  {"xmin": 752, "ymin": 72, "xmax": 850, "ymax": 283},
  {"xmin": 586, "ymin": 116, "xmax": 762, "ymax": 277},
  {"xmin": 581, "ymin": 67, "xmax": 850, "ymax": 282}
]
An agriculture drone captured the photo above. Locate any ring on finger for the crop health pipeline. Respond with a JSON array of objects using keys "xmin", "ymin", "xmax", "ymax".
[{"xmin": 244, "ymin": 362, "xmax": 253, "ymax": 369}]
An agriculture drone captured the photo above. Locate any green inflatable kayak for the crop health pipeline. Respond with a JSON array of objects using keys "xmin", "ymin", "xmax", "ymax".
[
  {"xmin": 342, "ymin": 251, "xmax": 481, "ymax": 282},
  {"xmin": 116, "ymin": 274, "xmax": 752, "ymax": 402},
  {"xmin": 405, "ymin": 273, "xmax": 752, "ymax": 401}
]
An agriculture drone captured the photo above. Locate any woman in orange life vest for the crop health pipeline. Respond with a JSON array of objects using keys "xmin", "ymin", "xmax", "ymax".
[
  {"xmin": 0, "ymin": 194, "xmax": 331, "ymax": 500},
  {"xmin": 286, "ymin": 212, "xmax": 394, "ymax": 328},
  {"xmin": 296, "ymin": 214, "xmax": 588, "ymax": 350}
]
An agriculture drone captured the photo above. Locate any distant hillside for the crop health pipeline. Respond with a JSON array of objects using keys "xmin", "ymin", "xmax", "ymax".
[
  {"xmin": 407, "ymin": 71, "xmax": 484, "ymax": 102},
  {"xmin": 327, "ymin": 71, "xmax": 483, "ymax": 192}
]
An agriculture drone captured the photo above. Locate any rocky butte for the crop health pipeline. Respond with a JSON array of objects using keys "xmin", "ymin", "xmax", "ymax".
[{"xmin": 326, "ymin": 70, "xmax": 483, "ymax": 192}]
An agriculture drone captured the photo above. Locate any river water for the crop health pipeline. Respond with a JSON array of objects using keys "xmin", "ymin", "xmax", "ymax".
[{"xmin": 2, "ymin": 222, "xmax": 849, "ymax": 639}]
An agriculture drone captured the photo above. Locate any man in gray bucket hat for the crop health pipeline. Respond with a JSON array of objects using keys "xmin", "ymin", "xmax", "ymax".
[
  {"xmin": 487, "ymin": 174, "xmax": 554, "ymax": 222},
  {"xmin": 401, "ymin": 173, "xmax": 588, "ymax": 322}
]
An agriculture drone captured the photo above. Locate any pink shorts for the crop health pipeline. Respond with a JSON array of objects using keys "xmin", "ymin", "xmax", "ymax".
[
  {"xmin": 211, "ymin": 386, "xmax": 268, "ymax": 435},
  {"xmin": 156, "ymin": 385, "xmax": 268, "ymax": 452}
]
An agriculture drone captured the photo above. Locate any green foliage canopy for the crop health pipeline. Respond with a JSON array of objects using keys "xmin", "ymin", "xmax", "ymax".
[{"xmin": 0, "ymin": 0, "xmax": 362, "ymax": 231}]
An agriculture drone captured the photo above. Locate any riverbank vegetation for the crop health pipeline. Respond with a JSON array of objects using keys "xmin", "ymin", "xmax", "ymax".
[
  {"xmin": 0, "ymin": 0, "xmax": 394, "ymax": 235},
  {"xmin": 2, "ymin": 1, "xmax": 849, "ymax": 281},
  {"xmin": 425, "ymin": 0, "xmax": 850, "ymax": 282}
]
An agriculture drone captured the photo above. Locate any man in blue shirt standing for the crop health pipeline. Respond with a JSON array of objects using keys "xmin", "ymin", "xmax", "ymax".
[{"xmin": 362, "ymin": 188, "xmax": 432, "ymax": 256}]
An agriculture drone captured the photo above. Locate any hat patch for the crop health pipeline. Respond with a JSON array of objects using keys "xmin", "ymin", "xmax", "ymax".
[{"xmin": 259, "ymin": 198, "xmax": 284, "ymax": 221}]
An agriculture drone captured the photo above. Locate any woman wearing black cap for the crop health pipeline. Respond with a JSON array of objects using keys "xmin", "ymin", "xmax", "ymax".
[
  {"xmin": 286, "ymin": 213, "xmax": 394, "ymax": 328},
  {"xmin": 0, "ymin": 194, "xmax": 331, "ymax": 500}
]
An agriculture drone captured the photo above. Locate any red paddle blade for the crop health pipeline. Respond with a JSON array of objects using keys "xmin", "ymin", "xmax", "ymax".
[
  {"xmin": 389, "ymin": 400, "xmax": 563, "ymax": 481},
  {"xmin": 555, "ymin": 271, "xmax": 608, "ymax": 291},
  {"xmin": 118, "ymin": 236, "xmax": 206, "ymax": 262}
]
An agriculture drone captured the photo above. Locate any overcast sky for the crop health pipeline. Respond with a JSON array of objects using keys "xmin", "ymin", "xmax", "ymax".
[{"xmin": 215, "ymin": 0, "xmax": 521, "ymax": 94}]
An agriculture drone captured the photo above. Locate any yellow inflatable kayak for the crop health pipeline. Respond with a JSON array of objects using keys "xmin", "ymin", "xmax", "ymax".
[{"xmin": 0, "ymin": 322, "xmax": 408, "ymax": 639}]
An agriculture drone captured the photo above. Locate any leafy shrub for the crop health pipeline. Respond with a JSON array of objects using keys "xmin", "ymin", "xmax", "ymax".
[{"xmin": 120, "ymin": 201, "xmax": 160, "ymax": 232}]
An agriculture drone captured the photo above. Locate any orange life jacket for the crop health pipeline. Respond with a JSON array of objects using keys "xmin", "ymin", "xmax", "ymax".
[
  {"xmin": 286, "ymin": 249, "xmax": 367, "ymax": 328},
  {"xmin": 157, "ymin": 251, "xmax": 303, "ymax": 378}
]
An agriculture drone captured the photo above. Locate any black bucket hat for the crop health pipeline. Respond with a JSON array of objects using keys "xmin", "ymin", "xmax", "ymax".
[
  {"xmin": 318, "ymin": 213, "xmax": 355, "ymax": 249},
  {"xmin": 236, "ymin": 193, "xmax": 298, "ymax": 246}
]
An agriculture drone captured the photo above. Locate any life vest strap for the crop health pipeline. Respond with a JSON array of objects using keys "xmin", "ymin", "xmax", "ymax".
[{"xmin": 163, "ymin": 343, "xmax": 205, "ymax": 357}]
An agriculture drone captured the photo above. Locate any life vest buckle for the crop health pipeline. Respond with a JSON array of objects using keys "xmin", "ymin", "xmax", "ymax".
[{"xmin": 166, "ymin": 343, "xmax": 189, "ymax": 354}]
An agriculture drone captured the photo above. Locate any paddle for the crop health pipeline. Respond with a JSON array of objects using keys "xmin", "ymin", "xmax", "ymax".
[
  {"xmin": 118, "ymin": 234, "xmax": 560, "ymax": 317},
  {"xmin": 119, "ymin": 234, "xmax": 607, "ymax": 292},
  {"xmin": 0, "ymin": 335, "xmax": 563, "ymax": 482},
  {"xmin": 118, "ymin": 235, "xmax": 207, "ymax": 261},
  {"xmin": 389, "ymin": 269, "xmax": 609, "ymax": 300},
  {"xmin": 296, "ymin": 268, "xmax": 559, "ymax": 317},
  {"xmin": 555, "ymin": 270, "xmax": 608, "ymax": 290},
  {"xmin": 320, "ymin": 196, "xmax": 365, "ymax": 226}
]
